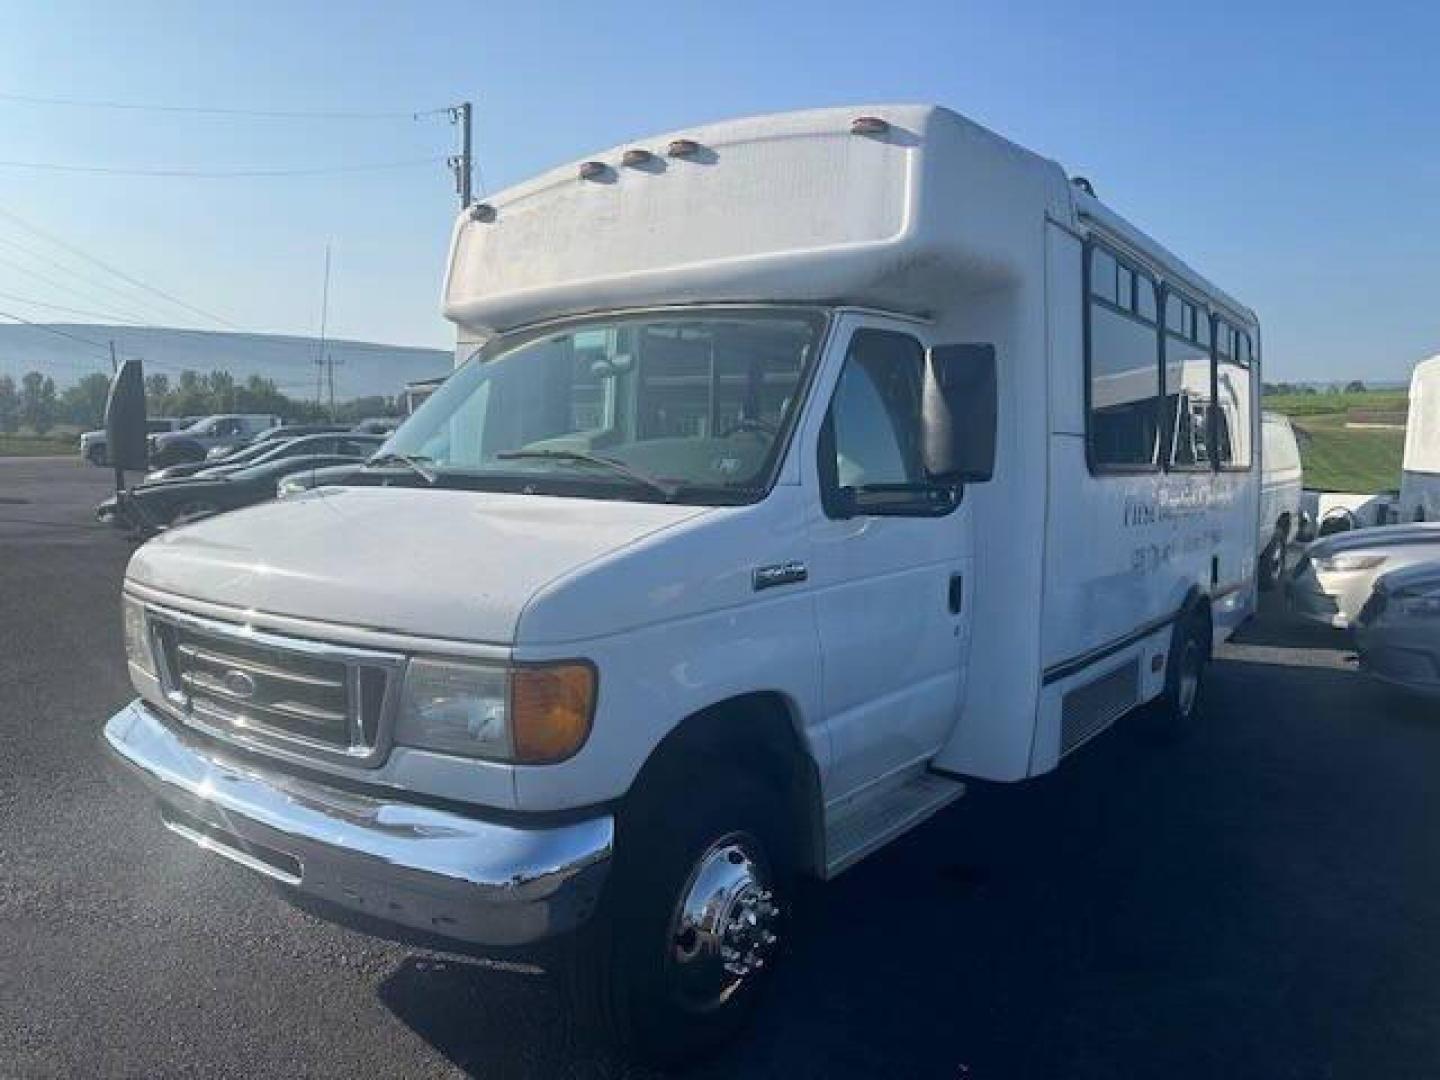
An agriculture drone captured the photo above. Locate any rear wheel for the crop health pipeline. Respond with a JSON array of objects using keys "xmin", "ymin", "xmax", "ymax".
[
  {"xmin": 85, "ymin": 444, "xmax": 107, "ymax": 466},
  {"xmin": 1258, "ymin": 531, "xmax": 1286, "ymax": 591},
  {"xmin": 562, "ymin": 766, "xmax": 790, "ymax": 1065},
  {"xmin": 1151, "ymin": 608, "xmax": 1210, "ymax": 738}
]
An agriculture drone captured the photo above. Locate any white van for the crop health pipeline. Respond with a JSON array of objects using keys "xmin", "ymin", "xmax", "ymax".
[
  {"xmin": 1400, "ymin": 355, "xmax": 1440, "ymax": 522},
  {"xmin": 104, "ymin": 104, "xmax": 1260, "ymax": 1062},
  {"xmin": 1259, "ymin": 411, "xmax": 1303, "ymax": 585}
]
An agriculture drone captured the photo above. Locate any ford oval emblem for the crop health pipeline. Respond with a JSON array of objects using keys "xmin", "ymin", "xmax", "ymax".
[{"xmin": 222, "ymin": 670, "xmax": 257, "ymax": 700}]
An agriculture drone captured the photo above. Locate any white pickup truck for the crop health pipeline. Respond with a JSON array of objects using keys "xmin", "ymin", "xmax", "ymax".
[{"xmin": 105, "ymin": 104, "xmax": 1261, "ymax": 1063}]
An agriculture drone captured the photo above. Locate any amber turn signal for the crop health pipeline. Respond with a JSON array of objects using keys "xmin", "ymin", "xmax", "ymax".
[{"xmin": 511, "ymin": 663, "xmax": 596, "ymax": 764}]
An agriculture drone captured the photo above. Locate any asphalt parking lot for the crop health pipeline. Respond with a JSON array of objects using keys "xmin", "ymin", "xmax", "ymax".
[{"xmin": 2, "ymin": 455, "xmax": 1438, "ymax": 1079}]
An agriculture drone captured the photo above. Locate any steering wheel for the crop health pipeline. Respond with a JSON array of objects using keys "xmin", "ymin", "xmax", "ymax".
[
  {"xmin": 1318, "ymin": 505, "xmax": 1361, "ymax": 537},
  {"xmin": 718, "ymin": 417, "xmax": 778, "ymax": 439}
]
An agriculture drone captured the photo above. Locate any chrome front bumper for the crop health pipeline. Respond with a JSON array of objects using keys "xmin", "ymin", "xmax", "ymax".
[{"xmin": 103, "ymin": 699, "xmax": 613, "ymax": 947}]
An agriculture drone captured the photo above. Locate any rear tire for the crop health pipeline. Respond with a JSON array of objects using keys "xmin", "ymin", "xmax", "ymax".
[
  {"xmin": 85, "ymin": 444, "xmax": 108, "ymax": 466},
  {"xmin": 561, "ymin": 765, "xmax": 792, "ymax": 1066},
  {"xmin": 1151, "ymin": 608, "xmax": 1210, "ymax": 739},
  {"xmin": 1258, "ymin": 532, "xmax": 1286, "ymax": 591}
]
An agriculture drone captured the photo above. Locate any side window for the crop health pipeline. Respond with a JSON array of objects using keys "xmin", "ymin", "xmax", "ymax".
[
  {"xmin": 1216, "ymin": 326, "xmax": 1254, "ymax": 469},
  {"xmin": 820, "ymin": 329, "xmax": 935, "ymax": 516},
  {"xmin": 1087, "ymin": 245, "xmax": 1160, "ymax": 470},
  {"xmin": 1164, "ymin": 293, "xmax": 1211, "ymax": 469}
]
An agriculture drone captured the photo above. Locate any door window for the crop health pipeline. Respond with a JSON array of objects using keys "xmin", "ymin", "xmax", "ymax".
[{"xmin": 820, "ymin": 329, "xmax": 953, "ymax": 517}]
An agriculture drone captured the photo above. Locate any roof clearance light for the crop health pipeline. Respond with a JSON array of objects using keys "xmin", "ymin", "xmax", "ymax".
[
  {"xmin": 469, "ymin": 202, "xmax": 497, "ymax": 223},
  {"xmin": 621, "ymin": 148, "xmax": 653, "ymax": 167},
  {"xmin": 851, "ymin": 116, "xmax": 889, "ymax": 136},
  {"xmin": 578, "ymin": 160, "xmax": 608, "ymax": 180},
  {"xmin": 666, "ymin": 139, "xmax": 701, "ymax": 159}
]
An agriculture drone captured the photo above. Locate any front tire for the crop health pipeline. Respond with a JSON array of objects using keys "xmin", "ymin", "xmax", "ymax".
[{"xmin": 562, "ymin": 767, "xmax": 791, "ymax": 1065}]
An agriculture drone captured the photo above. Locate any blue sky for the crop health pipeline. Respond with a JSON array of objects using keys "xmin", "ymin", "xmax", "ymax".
[{"xmin": 0, "ymin": 0, "xmax": 1436, "ymax": 383}]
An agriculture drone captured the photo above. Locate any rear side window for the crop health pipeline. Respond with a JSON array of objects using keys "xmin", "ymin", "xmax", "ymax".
[
  {"xmin": 1087, "ymin": 245, "xmax": 1160, "ymax": 469},
  {"xmin": 1215, "ymin": 324, "xmax": 1254, "ymax": 469}
]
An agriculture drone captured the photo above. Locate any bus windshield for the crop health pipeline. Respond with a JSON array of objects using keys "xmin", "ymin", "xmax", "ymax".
[{"xmin": 383, "ymin": 308, "xmax": 826, "ymax": 504}]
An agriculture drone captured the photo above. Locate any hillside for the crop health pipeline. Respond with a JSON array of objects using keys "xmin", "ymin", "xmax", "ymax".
[{"xmin": 0, "ymin": 324, "xmax": 452, "ymax": 401}]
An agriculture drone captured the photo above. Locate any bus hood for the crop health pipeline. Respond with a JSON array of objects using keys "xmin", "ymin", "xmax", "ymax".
[{"xmin": 125, "ymin": 485, "xmax": 710, "ymax": 644}]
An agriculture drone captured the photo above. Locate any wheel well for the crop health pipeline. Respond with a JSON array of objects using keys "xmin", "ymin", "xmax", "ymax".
[{"xmin": 624, "ymin": 692, "xmax": 824, "ymax": 878}]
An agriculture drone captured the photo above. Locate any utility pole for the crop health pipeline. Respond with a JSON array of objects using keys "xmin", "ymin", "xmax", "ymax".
[
  {"xmin": 449, "ymin": 101, "xmax": 473, "ymax": 209},
  {"xmin": 314, "ymin": 244, "xmax": 331, "ymax": 415}
]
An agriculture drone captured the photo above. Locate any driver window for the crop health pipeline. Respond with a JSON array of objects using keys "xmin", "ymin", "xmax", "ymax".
[{"xmin": 825, "ymin": 329, "xmax": 926, "ymax": 490}]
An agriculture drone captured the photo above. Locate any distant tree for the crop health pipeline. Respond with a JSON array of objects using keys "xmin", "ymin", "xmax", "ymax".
[
  {"xmin": 206, "ymin": 369, "xmax": 236, "ymax": 411},
  {"xmin": 1345, "ymin": 380, "xmax": 1367, "ymax": 394},
  {"xmin": 144, "ymin": 373, "xmax": 171, "ymax": 414},
  {"xmin": 19, "ymin": 371, "xmax": 57, "ymax": 434},
  {"xmin": 60, "ymin": 372, "xmax": 112, "ymax": 428},
  {"xmin": 0, "ymin": 375, "xmax": 17, "ymax": 434}
]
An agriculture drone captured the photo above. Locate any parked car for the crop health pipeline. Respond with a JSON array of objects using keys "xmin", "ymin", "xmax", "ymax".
[
  {"xmin": 79, "ymin": 418, "xmax": 190, "ymax": 466},
  {"xmin": 146, "ymin": 437, "xmax": 291, "ymax": 481},
  {"xmin": 203, "ymin": 422, "xmax": 351, "ymax": 460},
  {"xmin": 275, "ymin": 461, "xmax": 369, "ymax": 498},
  {"xmin": 104, "ymin": 103, "xmax": 1266, "ymax": 1063},
  {"xmin": 351, "ymin": 416, "xmax": 402, "ymax": 435},
  {"xmin": 148, "ymin": 414, "xmax": 282, "ymax": 468},
  {"xmin": 1287, "ymin": 522, "xmax": 1440, "ymax": 628},
  {"xmin": 194, "ymin": 434, "xmax": 383, "ymax": 479},
  {"xmin": 1355, "ymin": 561, "xmax": 1440, "ymax": 696},
  {"xmin": 1258, "ymin": 411, "xmax": 1304, "ymax": 588},
  {"xmin": 98, "ymin": 448, "xmax": 377, "ymax": 530}
]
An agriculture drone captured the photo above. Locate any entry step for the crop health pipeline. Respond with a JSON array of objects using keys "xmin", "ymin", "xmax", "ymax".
[{"xmin": 824, "ymin": 770, "xmax": 966, "ymax": 878}]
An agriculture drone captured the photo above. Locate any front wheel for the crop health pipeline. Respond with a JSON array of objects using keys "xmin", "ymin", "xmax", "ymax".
[{"xmin": 562, "ymin": 768, "xmax": 790, "ymax": 1065}]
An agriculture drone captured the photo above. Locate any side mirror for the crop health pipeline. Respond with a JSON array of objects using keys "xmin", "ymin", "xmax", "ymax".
[
  {"xmin": 922, "ymin": 343, "xmax": 997, "ymax": 483},
  {"xmin": 104, "ymin": 359, "xmax": 148, "ymax": 474}
]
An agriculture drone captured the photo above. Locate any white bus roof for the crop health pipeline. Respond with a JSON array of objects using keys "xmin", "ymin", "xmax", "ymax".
[{"xmin": 443, "ymin": 103, "xmax": 1255, "ymax": 336}]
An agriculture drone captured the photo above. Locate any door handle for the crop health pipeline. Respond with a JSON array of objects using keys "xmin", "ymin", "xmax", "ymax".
[{"xmin": 948, "ymin": 573, "xmax": 963, "ymax": 614}]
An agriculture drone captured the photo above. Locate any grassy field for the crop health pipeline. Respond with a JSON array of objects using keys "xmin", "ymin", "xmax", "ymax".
[
  {"xmin": 0, "ymin": 434, "xmax": 77, "ymax": 457},
  {"xmin": 1264, "ymin": 390, "xmax": 1407, "ymax": 493}
]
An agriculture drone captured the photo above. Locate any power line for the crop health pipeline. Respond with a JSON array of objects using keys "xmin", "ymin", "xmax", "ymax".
[
  {"xmin": 0, "ymin": 90, "xmax": 451, "ymax": 121},
  {"xmin": 0, "ymin": 232, "xmax": 200, "ymax": 326},
  {"xmin": 0, "ymin": 205, "xmax": 242, "ymax": 330},
  {"xmin": 0, "ymin": 250, "xmax": 157, "ymax": 325},
  {"xmin": 0, "ymin": 154, "xmax": 449, "ymax": 179},
  {"xmin": 0, "ymin": 287, "xmax": 148, "ymax": 325}
]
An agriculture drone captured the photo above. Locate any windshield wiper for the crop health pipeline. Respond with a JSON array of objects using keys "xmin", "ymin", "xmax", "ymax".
[
  {"xmin": 496, "ymin": 450, "xmax": 679, "ymax": 501},
  {"xmin": 366, "ymin": 451, "xmax": 438, "ymax": 485}
]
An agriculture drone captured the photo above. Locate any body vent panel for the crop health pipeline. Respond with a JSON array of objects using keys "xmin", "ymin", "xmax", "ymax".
[{"xmin": 1061, "ymin": 658, "xmax": 1140, "ymax": 754}]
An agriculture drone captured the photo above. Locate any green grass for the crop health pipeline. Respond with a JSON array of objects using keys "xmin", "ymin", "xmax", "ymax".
[
  {"xmin": 0, "ymin": 434, "xmax": 77, "ymax": 457},
  {"xmin": 1264, "ymin": 388, "xmax": 1409, "ymax": 493}
]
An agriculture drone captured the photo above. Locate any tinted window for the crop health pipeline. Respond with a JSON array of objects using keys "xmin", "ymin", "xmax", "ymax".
[
  {"xmin": 1090, "ymin": 248, "xmax": 1118, "ymax": 305},
  {"xmin": 1089, "ymin": 250, "xmax": 1160, "ymax": 469}
]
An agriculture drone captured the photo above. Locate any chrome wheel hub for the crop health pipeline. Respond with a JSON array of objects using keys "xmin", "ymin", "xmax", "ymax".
[{"xmin": 667, "ymin": 835, "xmax": 779, "ymax": 1012}]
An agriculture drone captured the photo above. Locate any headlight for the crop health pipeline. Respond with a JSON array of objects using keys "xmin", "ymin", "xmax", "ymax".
[
  {"xmin": 121, "ymin": 595, "xmax": 156, "ymax": 679},
  {"xmin": 276, "ymin": 475, "xmax": 308, "ymax": 499},
  {"xmin": 1314, "ymin": 553, "xmax": 1387, "ymax": 573},
  {"xmin": 395, "ymin": 659, "xmax": 595, "ymax": 764}
]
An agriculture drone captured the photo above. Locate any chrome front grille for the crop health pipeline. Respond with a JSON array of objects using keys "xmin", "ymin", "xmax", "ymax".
[{"xmin": 146, "ymin": 605, "xmax": 403, "ymax": 765}]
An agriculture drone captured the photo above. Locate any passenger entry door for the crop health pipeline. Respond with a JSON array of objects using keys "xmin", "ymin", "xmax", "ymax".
[{"xmin": 806, "ymin": 315, "xmax": 974, "ymax": 803}]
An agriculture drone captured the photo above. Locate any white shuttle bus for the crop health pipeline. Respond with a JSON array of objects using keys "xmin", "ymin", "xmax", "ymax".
[
  {"xmin": 1400, "ymin": 355, "xmax": 1440, "ymax": 522},
  {"xmin": 104, "ymin": 105, "xmax": 1260, "ymax": 1062}
]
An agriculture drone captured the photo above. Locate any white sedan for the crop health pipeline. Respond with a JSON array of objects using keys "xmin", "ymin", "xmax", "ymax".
[{"xmin": 1286, "ymin": 523, "xmax": 1440, "ymax": 629}]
